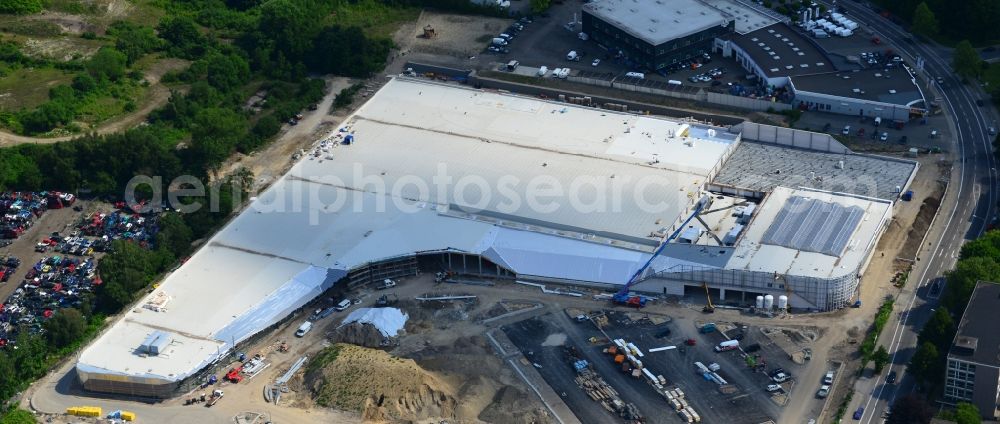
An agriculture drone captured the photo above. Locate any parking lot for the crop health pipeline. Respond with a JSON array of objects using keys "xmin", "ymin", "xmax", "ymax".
[
  {"xmin": 503, "ymin": 309, "xmax": 788, "ymax": 424},
  {"xmin": 481, "ymin": 2, "xmax": 760, "ymax": 93}
]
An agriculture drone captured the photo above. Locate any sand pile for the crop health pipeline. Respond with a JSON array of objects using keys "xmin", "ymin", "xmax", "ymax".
[{"xmin": 305, "ymin": 343, "xmax": 457, "ymax": 422}]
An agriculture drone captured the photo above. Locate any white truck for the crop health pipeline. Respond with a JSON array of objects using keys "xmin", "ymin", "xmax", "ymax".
[
  {"xmin": 566, "ymin": 50, "xmax": 580, "ymax": 61},
  {"xmin": 295, "ymin": 321, "xmax": 313, "ymax": 337},
  {"xmin": 377, "ymin": 279, "xmax": 397, "ymax": 290},
  {"xmin": 714, "ymin": 340, "xmax": 739, "ymax": 352}
]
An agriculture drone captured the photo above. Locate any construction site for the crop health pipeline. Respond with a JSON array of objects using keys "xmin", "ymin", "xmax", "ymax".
[{"xmin": 23, "ymin": 76, "xmax": 928, "ymax": 423}]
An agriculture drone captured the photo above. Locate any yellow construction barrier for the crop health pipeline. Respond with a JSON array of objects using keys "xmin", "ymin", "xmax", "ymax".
[
  {"xmin": 121, "ymin": 411, "xmax": 137, "ymax": 421},
  {"xmin": 66, "ymin": 406, "xmax": 102, "ymax": 417}
]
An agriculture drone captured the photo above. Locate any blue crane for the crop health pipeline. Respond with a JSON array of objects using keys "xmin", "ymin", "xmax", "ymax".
[{"xmin": 612, "ymin": 196, "xmax": 710, "ymax": 307}]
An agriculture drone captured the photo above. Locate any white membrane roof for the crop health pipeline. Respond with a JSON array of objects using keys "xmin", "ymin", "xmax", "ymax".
[{"xmin": 725, "ymin": 187, "xmax": 892, "ymax": 279}]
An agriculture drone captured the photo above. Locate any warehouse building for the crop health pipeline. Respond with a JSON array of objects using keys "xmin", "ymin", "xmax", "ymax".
[
  {"xmin": 582, "ymin": 0, "xmax": 733, "ymax": 70},
  {"xmin": 75, "ymin": 78, "xmax": 916, "ymax": 397},
  {"xmin": 718, "ymin": 22, "xmax": 927, "ymax": 120},
  {"xmin": 789, "ymin": 67, "xmax": 927, "ymax": 121}
]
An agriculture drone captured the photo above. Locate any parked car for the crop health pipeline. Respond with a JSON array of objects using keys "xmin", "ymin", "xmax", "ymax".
[
  {"xmin": 772, "ymin": 372, "xmax": 790, "ymax": 383},
  {"xmin": 591, "ymin": 58, "xmax": 600, "ymax": 67},
  {"xmin": 879, "ymin": 132, "xmax": 888, "ymax": 141},
  {"xmin": 824, "ymin": 371, "xmax": 834, "ymax": 384},
  {"xmin": 853, "ymin": 406, "xmax": 864, "ymax": 420},
  {"xmin": 816, "ymin": 385, "xmax": 830, "ymax": 398},
  {"xmin": 766, "ymin": 384, "xmax": 782, "ymax": 392}
]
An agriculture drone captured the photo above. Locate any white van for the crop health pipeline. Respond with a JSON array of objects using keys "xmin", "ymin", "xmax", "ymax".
[
  {"xmin": 295, "ymin": 321, "xmax": 313, "ymax": 337},
  {"xmin": 334, "ymin": 299, "xmax": 352, "ymax": 311},
  {"xmin": 874, "ymin": 116, "xmax": 882, "ymax": 126},
  {"xmin": 842, "ymin": 125, "xmax": 851, "ymax": 135},
  {"xmin": 566, "ymin": 50, "xmax": 579, "ymax": 61}
]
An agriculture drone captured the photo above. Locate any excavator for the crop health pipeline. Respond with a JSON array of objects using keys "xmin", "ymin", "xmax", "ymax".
[{"xmin": 702, "ymin": 282, "xmax": 715, "ymax": 313}]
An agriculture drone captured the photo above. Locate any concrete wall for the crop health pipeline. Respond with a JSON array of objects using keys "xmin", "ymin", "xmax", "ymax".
[
  {"xmin": 610, "ymin": 80, "xmax": 704, "ymax": 101},
  {"xmin": 736, "ymin": 122, "xmax": 851, "ymax": 154},
  {"xmin": 707, "ymin": 92, "xmax": 793, "ymax": 112}
]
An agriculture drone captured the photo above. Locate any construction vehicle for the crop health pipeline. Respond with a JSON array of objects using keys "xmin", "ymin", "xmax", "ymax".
[
  {"xmin": 375, "ymin": 293, "xmax": 398, "ymax": 307},
  {"xmin": 701, "ymin": 282, "xmax": 715, "ymax": 313},
  {"xmin": 205, "ymin": 390, "xmax": 224, "ymax": 407},
  {"xmin": 225, "ymin": 366, "xmax": 243, "ymax": 383},
  {"xmin": 433, "ymin": 271, "xmax": 454, "ymax": 283}
]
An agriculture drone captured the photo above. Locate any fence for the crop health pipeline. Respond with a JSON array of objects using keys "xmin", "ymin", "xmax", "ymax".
[
  {"xmin": 707, "ymin": 92, "xmax": 793, "ymax": 112},
  {"xmin": 735, "ymin": 122, "xmax": 851, "ymax": 154}
]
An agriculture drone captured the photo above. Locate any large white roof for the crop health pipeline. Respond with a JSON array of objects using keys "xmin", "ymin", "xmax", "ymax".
[
  {"xmin": 80, "ymin": 78, "xmax": 743, "ymax": 385},
  {"xmin": 584, "ymin": 0, "xmax": 729, "ymax": 46},
  {"xmin": 725, "ymin": 187, "xmax": 892, "ymax": 279}
]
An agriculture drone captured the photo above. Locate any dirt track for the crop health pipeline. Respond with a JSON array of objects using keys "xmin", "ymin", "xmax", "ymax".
[{"xmin": 0, "ymin": 58, "xmax": 187, "ymax": 148}]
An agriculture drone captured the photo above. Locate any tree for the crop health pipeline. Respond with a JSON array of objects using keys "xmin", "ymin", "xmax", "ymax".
[
  {"xmin": 911, "ymin": 2, "xmax": 939, "ymax": 38},
  {"xmin": 919, "ymin": 307, "xmax": 955, "ymax": 347},
  {"xmin": 530, "ymin": 0, "xmax": 550, "ymax": 14},
  {"xmin": 910, "ymin": 341, "xmax": 941, "ymax": 383},
  {"xmin": 953, "ymin": 40, "xmax": 982, "ymax": 80},
  {"xmin": 943, "ymin": 257, "xmax": 1000, "ymax": 310},
  {"xmin": 111, "ymin": 22, "xmax": 162, "ymax": 65},
  {"xmin": 43, "ymin": 308, "xmax": 87, "ymax": 349},
  {"xmin": 872, "ymin": 345, "xmax": 890, "ymax": 373},
  {"xmin": 0, "ymin": 0, "xmax": 43, "ymax": 14},
  {"xmin": 157, "ymin": 16, "xmax": 207, "ymax": 59},
  {"xmin": 156, "ymin": 212, "xmax": 193, "ymax": 257},
  {"xmin": 204, "ymin": 52, "xmax": 250, "ymax": 91},
  {"xmin": 887, "ymin": 393, "xmax": 933, "ymax": 424},
  {"xmin": 252, "ymin": 114, "xmax": 281, "ymax": 139},
  {"xmin": 955, "ymin": 402, "xmax": 982, "ymax": 424},
  {"xmin": 86, "ymin": 48, "xmax": 128, "ymax": 82}
]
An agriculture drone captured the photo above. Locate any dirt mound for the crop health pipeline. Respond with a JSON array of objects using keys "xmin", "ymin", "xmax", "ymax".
[
  {"xmin": 478, "ymin": 385, "xmax": 551, "ymax": 424},
  {"xmin": 305, "ymin": 344, "xmax": 457, "ymax": 422},
  {"xmin": 333, "ymin": 322, "xmax": 393, "ymax": 348}
]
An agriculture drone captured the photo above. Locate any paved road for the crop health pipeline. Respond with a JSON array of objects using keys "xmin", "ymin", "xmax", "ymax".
[{"xmin": 823, "ymin": 2, "xmax": 999, "ymax": 423}]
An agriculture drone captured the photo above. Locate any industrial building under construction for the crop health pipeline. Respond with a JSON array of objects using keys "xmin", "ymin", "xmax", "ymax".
[{"xmin": 75, "ymin": 77, "xmax": 916, "ymax": 397}]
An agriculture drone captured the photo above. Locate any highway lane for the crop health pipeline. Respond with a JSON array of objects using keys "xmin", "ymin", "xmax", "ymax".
[{"xmin": 816, "ymin": 2, "xmax": 998, "ymax": 423}]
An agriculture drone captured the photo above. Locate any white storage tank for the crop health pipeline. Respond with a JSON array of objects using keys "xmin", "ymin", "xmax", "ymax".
[
  {"xmin": 778, "ymin": 295, "xmax": 789, "ymax": 310},
  {"xmin": 755, "ymin": 296, "xmax": 764, "ymax": 309},
  {"xmin": 764, "ymin": 295, "xmax": 774, "ymax": 309}
]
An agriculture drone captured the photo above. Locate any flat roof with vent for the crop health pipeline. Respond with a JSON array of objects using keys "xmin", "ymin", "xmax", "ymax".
[
  {"xmin": 949, "ymin": 281, "xmax": 1000, "ymax": 366},
  {"xmin": 583, "ymin": 0, "xmax": 729, "ymax": 46},
  {"xmin": 733, "ymin": 22, "xmax": 833, "ymax": 77},
  {"xmin": 725, "ymin": 186, "xmax": 892, "ymax": 279},
  {"xmin": 697, "ymin": 0, "xmax": 781, "ymax": 34},
  {"xmin": 790, "ymin": 67, "xmax": 925, "ymax": 107}
]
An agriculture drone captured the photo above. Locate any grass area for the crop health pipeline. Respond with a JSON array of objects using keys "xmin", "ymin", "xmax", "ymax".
[
  {"xmin": 306, "ymin": 344, "xmax": 342, "ymax": 374},
  {"xmin": 324, "ymin": 0, "xmax": 419, "ymax": 38},
  {"xmin": 0, "ymin": 17, "xmax": 63, "ymax": 37},
  {"xmin": 982, "ymin": 64, "xmax": 1000, "ymax": 99},
  {"xmin": 0, "ymin": 67, "xmax": 75, "ymax": 110},
  {"xmin": 45, "ymin": 0, "xmax": 103, "ymax": 15}
]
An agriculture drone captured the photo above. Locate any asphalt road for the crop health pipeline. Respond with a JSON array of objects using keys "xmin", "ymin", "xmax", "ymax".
[{"xmin": 821, "ymin": 2, "xmax": 999, "ymax": 423}]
